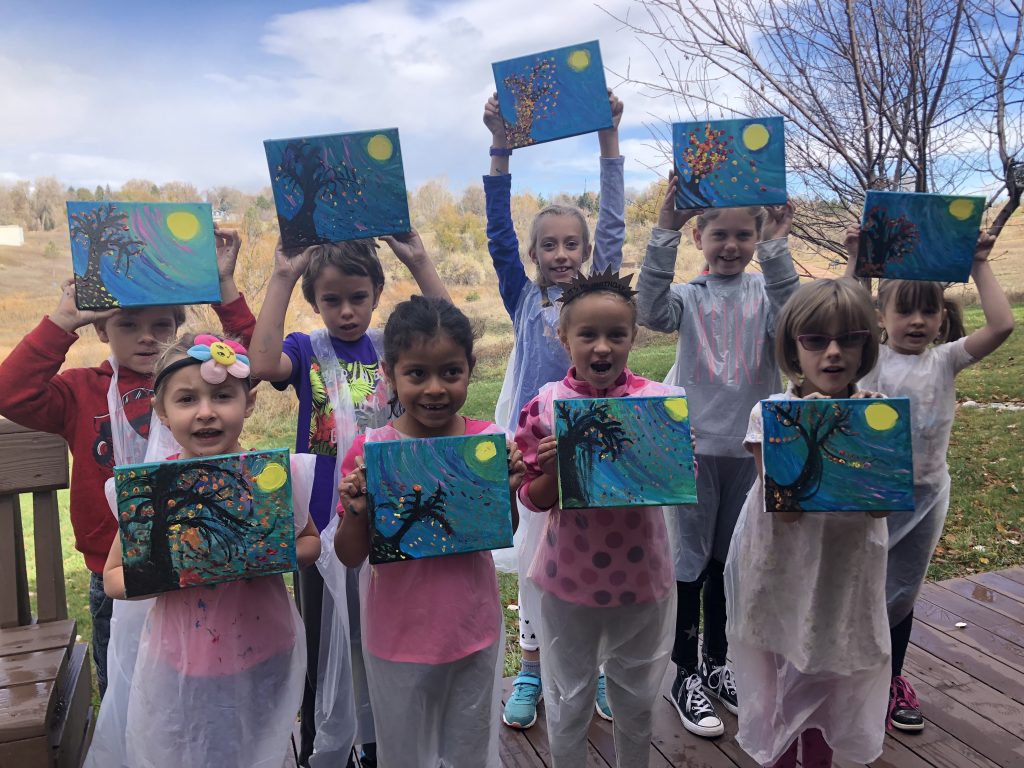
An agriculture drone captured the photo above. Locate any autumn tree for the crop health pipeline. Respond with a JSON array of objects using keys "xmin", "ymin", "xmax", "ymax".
[
  {"xmin": 611, "ymin": 0, "xmax": 1023, "ymax": 257},
  {"xmin": 556, "ymin": 401, "xmax": 634, "ymax": 508},
  {"xmin": 369, "ymin": 483, "xmax": 455, "ymax": 562},
  {"xmin": 69, "ymin": 203, "xmax": 146, "ymax": 308}
]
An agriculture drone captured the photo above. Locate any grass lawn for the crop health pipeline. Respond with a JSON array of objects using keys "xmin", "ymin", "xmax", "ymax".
[{"xmin": 13, "ymin": 304, "xmax": 1024, "ymax": 686}]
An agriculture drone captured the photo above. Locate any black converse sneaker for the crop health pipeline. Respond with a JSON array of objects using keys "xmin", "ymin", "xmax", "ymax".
[
  {"xmin": 670, "ymin": 670, "xmax": 724, "ymax": 738},
  {"xmin": 699, "ymin": 656, "xmax": 739, "ymax": 715}
]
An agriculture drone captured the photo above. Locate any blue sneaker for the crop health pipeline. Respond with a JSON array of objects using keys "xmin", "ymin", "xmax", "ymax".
[
  {"xmin": 595, "ymin": 673, "xmax": 613, "ymax": 721},
  {"xmin": 503, "ymin": 672, "xmax": 542, "ymax": 729}
]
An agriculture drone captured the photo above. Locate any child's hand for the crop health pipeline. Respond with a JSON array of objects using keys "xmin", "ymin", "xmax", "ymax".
[
  {"xmin": 536, "ymin": 435, "xmax": 558, "ymax": 477},
  {"xmin": 380, "ymin": 229, "xmax": 427, "ymax": 267},
  {"xmin": 760, "ymin": 201, "xmax": 794, "ymax": 241},
  {"xmin": 843, "ymin": 223, "xmax": 861, "ymax": 260},
  {"xmin": 483, "ymin": 93, "xmax": 508, "ymax": 146},
  {"xmin": 51, "ymin": 279, "xmax": 116, "ymax": 333},
  {"xmin": 974, "ymin": 231, "xmax": 996, "ymax": 262},
  {"xmin": 605, "ymin": 89, "xmax": 623, "ymax": 131},
  {"xmin": 272, "ymin": 238, "xmax": 314, "ymax": 282},
  {"xmin": 851, "ymin": 390, "xmax": 886, "ymax": 399},
  {"xmin": 338, "ymin": 460, "xmax": 368, "ymax": 518},
  {"xmin": 214, "ymin": 227, "xmax": 242, "ymax": 281},
  {"xmin": 658, "ymin": 171, "xmax": 703, "ymax": 231},
  {"xmin": 507, "ymin": 440, "xmax": 526, "ymax": 493}
]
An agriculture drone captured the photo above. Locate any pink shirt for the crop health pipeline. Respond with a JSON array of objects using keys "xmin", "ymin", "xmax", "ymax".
[
  {"xmin": 515, "ymin": 368, "xmax": 679, "ymax": 608},
  {"xmin": 341, "ymin": 418, "xmax": 504, "ymax": 664}
]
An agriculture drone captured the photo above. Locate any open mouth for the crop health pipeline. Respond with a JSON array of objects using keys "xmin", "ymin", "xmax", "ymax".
[
  {"xmin": 419, "ymin": 403, "xmax": 448, "ymax": 412},
  {"xmin": 822, "ymin": 366, "xmax": 845, "ymax": 374},
  {"xmin": 192, "ymin": 429, "xmax": 222, "ymax": 441},
  {"xmin": 591, "ymin": 361, "xmax": 612, "ymax": 373}
]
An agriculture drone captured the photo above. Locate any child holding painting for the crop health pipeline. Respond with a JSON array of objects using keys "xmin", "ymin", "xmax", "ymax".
[
  {"xmin": 513, "ymin": 269, "xmax": 683, "ymax": 768},
  {"xmin": 724, "ymin": 278, "xmax": 892, "ymax": 767},
  {"xmin": 100, "ymin": 333, "xmax": 321, "ymax": 768},
  {"xmin": 483, "ymin": 88, "xmax": 626, "ymax": 730},
  {"xmin": 0, "ymin": 228, "xmax": 253, "ymax": 699},
  {"xmin": 336, "ymin": 296, "xmax": 525, "ymax": 768},
  {"xmin": 636, "ymin": 174, "xmax": 799, "ymax": 736},
  {"xmin": 845, "ymin": 227, "xmax": 1014, "ymax": 731}
]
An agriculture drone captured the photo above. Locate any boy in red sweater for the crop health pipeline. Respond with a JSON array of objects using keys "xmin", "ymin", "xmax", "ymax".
[{"xmin": 0, "ymin": 228, "xmax": 256, "ymax": 697}]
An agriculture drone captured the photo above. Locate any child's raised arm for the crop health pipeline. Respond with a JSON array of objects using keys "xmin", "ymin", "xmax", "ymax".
[
  {"xmin": 636, "ymin": 173, "xmax": 702, "ymax": 333},
  {"xmin": 379, "ymin": 229, "xmax": 450, "ymax": 302},
  {"xmin": 214, "ymin": 227, "xmax": 242, "ymax": 305},
  {"xmin": 843, "ymin": 223, "xmax": 861, "ymax": 279},
  {"xmin": 483, "ymin": 94, "xmax": 529, "ymax": 320},
  {"xmin": 592, "ymin": 90, "xmax": 626, "ymax": 274},
  {"xmin": 758, "ymin": 202, "xmax": 800, "ymax": 337},
  {"xmin": 964, "ymin": 232, "xmax": 1015, "ymax": 360},
  {"xmin": 249, "ymin": 240, "xmax": 313, "ymax": 383}
]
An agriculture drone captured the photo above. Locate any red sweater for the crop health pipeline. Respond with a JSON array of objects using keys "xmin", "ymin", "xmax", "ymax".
[{"xmin": 0, "ymin": 296, "xmax": 256, "ymax": 573}]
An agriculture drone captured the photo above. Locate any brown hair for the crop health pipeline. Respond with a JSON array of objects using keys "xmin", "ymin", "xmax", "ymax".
[
  {"xmin": 527, "ymin": 205, "xmax": 592, "ymax": 288},
  {"xmin": 300, "ymin": 239, "xmax": 384, "ymax": 306},
  {"xmin": 876, "ymin": 279, "xmax": 965, "ymax": 345},
  {"xmin": 695, "ymin": 206, "xmax": 767, "ymax": 235},
  {"xmin": 775, "ymin": 278, "xmax": 880, "ymax": 381}
]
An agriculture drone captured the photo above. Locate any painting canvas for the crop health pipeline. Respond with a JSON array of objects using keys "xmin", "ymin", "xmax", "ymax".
[
  {"xmin": 672, "ymin": 117, "xmax": 787, "ymax": 209},
  {"xmin": 857, "ymin": 191, "xmax": 984, "ymax": 282},
  {"xmin": 492, "ymin": 41, "xmax": 613, "ymax": 149},
  {"xmin": 364, "ymin": 434, "xmax": 513, "ymax": 565},
  {"xmin": 68, "ymin": 201, "xmax": 220, "ymax": 311},
  {"xmin": 264, "ymin": 128, "xmax": 411, "ymax": 249},
  {"xmin": 115, "ymin": 449, "xmax": 296, "ymax": 598},
  {"xmin": 554, "ymin": 396, "xmax": 697, "ymax": 510},
  {"xmin": 761, "ymin": 398, "xmax": 914, "ymax": 514}
]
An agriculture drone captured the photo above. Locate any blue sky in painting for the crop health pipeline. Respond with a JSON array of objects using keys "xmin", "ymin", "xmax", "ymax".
[
  {"xmin": 364, "ymin": 434, "xmax": 513, "ymax": 560},
  {"xmin": 68, "ymin": 201, "xmax": 220, "ymax": 307},
  {"xmin": 555, "ymin": 396, "xmax": 697, "ymax": 510},
  {"xmin": 762, "ymin": 398, "xmax": 915, "ymax": 513},
  {"xmin": 857, "ymin": 191, "xmax": 985, "ymax": 283}
]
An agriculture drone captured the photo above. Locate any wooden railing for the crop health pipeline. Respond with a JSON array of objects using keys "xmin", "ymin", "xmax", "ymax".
[{"xmin": 0, "ymin": 419, "xmax": 70, "ymax": 628}]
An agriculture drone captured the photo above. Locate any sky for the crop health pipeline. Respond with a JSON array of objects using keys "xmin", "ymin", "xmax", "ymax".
[{"xmin": 0, "ymin": 0, "xmax": 717, "ymax": 197}]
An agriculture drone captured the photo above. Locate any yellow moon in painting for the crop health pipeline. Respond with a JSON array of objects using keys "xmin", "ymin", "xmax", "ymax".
[
  {"xmin": 166, "ymin": 211, "xmax": 200, "ymax": 241},
  {"xmin": 948, "ymin": 198, "xmax": 975, "ymax": 221},
  {"xmin": 474, "ymin": 440, "xmax": 498, "ymax": 462},
  {"xmin": 567, "ymin": 49, "xmax": 591, "ymax": 72},
  {"xmin": 864, "ymin": 402, "xmax": 899, "ymax": 431},
  {"xmin": 742, "ymin": 123, "xmax": 770, "ymax": 151},
  {"xmin": 255, "ymin": 462, "xmax": 288, "ymax": 492},
  {"xmin": 664, "ymin": 398, "xmax": 689, "ymax": 421},
  {"xmin": 367, "ymin": 134, "xmax": 394, "ymax": 162}
]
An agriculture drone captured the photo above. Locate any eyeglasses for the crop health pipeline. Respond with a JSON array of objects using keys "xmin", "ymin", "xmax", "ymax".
[{"xmin": 796, "ymin": 331, "xmax": 871, "ymax": 351}]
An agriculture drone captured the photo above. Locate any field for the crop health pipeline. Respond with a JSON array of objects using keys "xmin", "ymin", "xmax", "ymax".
[{"xmin": 3, "ymin": 205, "xmax": 1023, "ymax": 684}]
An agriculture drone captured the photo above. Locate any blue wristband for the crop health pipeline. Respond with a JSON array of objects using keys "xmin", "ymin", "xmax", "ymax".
[{"xmin": 489, "ymin": 146, "xmax": 513, "ymax": 157}]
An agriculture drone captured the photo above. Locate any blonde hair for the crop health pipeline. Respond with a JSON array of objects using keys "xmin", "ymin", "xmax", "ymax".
[
  {"xmin": 775, "ymin": 278, "xmax": 879, "ymax": 381},
  {"xmin": 695, "ymin": 206, "xmax": 767, "ymax": 234},
  {"xmin": 876, "ymin": 279, "xmax": 965, "ymax": 345}
]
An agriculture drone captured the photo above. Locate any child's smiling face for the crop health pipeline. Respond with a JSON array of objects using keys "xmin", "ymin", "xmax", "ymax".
[
  {"xmin": 693, "ymin": 208, "xmax": 759, "ymax": 276},
  {"xmin": 529, "ymin": 214, "xmax": 591, "ymax": 286},
  {"xmin": 155, "ymin": 363, "xmax": 254, "ymax": 458},
  {"xmin": 558, "ymin": 292, "xmax": 637, "ymax": 392}
]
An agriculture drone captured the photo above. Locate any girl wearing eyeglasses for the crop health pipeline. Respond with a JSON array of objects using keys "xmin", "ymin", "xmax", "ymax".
[
  {"xmin": 846, "ymin": 228, "xmax": 1014, "ymax": 733},
  {"xmin": 724, "ymin": 278, "xmax": 893, "ymax": 768}
]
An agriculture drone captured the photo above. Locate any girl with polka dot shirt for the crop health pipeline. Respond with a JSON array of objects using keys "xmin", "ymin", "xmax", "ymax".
[{"xmin": 514, "ymin": 269, "xmax": 680, "ymax": 768}]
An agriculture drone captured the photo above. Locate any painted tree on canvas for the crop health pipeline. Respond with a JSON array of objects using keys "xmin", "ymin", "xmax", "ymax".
[
  {"xmin": 858, "ymin": 206, "xmax": 921, "ymax": 277},
  {"xmin": 271, "ymin": 140, "xmax": 362, "ymax": 248},
  {"xmin": 502, "ymin": 57, "xmax": 559, "ymax": 147},
  {"xmin": 118, "ymin": 462, "xmax": 257, "ymax": 595},
  {"xmin": 764, "ymin": 401, "xmax": 870, "ymax": 513},
  {"xmin": 556, "ymin": 400, "xmax": 634, "ymax": 507},
  {"xmin": 369, "ymin": 482, "xmax": 455, "ymax": 562},
  {"xmin": 69, "ymin": 203, "xmax": 146, "ymax": 308},
  {"xmin": 677, "ymin": 123, "xmax": 733, "ymax": 207}
]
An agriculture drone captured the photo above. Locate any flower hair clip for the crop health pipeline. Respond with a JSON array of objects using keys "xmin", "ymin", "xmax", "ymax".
[{"xmin": 187, "ymin": 334, "xmax": 251, "ymax": 384}]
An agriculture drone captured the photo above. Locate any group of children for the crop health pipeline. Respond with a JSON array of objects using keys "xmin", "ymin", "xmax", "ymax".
[{"xmin": 0, "ymin": 89, "xmax": 1014, "ymax": 768}]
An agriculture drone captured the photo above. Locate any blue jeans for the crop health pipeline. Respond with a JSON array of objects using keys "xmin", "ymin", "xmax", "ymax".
[{"xmin": 88, "ymin": 571, "xmax": 113, "ymax": 698}]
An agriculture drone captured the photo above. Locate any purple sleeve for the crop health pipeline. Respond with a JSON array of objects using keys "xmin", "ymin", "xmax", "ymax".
[{"xmin": 484, "ymin": 173, "xmax": 529, "ymax": 319}]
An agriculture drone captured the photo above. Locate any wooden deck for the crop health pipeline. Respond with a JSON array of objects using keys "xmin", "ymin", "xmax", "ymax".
[{"xmin": 499, "ymin": 566, "xmax": 1024, "ymax": 767}]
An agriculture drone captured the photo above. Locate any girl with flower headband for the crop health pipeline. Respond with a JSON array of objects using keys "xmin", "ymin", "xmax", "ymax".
[
  {"xmin": 99, "ymin": 332, "xmax": 321, "ymax": 768},
  {"xmin": 512, "ymin": 269, "xmax": 685, "ymax": 767}
]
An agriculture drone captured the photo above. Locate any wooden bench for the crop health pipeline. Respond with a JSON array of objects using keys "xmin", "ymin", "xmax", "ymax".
[{"xmin": 0, "ymin": 419, "xmax": 92, "ymax": 767}]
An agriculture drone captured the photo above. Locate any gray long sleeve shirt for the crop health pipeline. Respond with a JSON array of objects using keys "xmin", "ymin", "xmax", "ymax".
[{"xmin": 637, "ymin": 228, "xmax": 800, "ymax": 457}]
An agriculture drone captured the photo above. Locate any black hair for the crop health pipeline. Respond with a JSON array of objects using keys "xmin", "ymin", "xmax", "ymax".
[{"xmin": 383, "ymin": 296, "xmax": 477, "ymax": 372}]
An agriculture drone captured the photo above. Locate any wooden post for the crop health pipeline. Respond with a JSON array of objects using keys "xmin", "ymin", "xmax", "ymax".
[{"xmin": 0, "ymin": 420, "xmax": 70, "ymax": 628}]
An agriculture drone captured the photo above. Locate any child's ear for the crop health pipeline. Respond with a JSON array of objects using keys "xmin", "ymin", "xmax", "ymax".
[
  {"xmin": 152, "ymin": 396, "xmax": 169, "ymax": 426},
  {"xmin": 692, "ymin": 226, "xmax": 704, "ymax": 251},
  {"xmin": 557, "ymin": 325, "xmax": 570, "ymax": 351},
  {"xmin": 876, "ymin": 308, "xmax": 886, "ymax": 329},
  {"xmin": 380, "ymin": 361, "xmax": 395, "ymax": 389},
  {"xmin": 94, "ymin": 320, "xmax": 110, "ymax": 342},
  {"xmin": 372, "ymin": 286, "xmax": 383, "ymax": 310},
  {"xmin": 244, "ymin": 388, "xmax": 257, "ymax": 418},
  {"xmin": 528, "ymin": 247, "xmax": 539, "ymax": 266}
]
